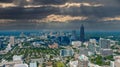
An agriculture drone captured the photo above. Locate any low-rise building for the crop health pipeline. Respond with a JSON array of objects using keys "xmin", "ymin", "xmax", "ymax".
[
  {"xmin": 13, "ymin": 55, "xmax": 22, "ymax": 61},
  {"xmin": 60, "ymin": 49, "xmax": 74, "ymax": 57},
  {"xmin": 100, "ymin": 49, "xmax": 113, "ymax": 56},
  {"xmin": 30, "ymin": 62, "xmax": 37, "ymax": 67},
  {"xmin": 14, "ymin": 64, "xmax": 28, "ymax": 67},
  {"xmin": 71, "ymin": 41, "xmax": 81, "ymax": 48},
  {"xmin": 69, "ymin": 60, "xmax": 78, "ymax": 67},
  {"xmin": 78, "ymin": 55, "xmax": 88, "ymax": 67},
  {"xmin": 31, "ymin": 58, "xmax": 44, "ymax": 64}
]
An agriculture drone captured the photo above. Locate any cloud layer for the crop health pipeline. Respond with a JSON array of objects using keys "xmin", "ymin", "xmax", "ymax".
[
  {"xmin": 0, "ymin": 0, "xmax": 120, "ymax": 30},
  {"xmin": 33, "ymin": 14, "xmax": 87, "ymax": 23}
]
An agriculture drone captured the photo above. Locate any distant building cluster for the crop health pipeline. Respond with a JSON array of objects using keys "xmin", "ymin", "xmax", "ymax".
[{"xmin": 0, "ymin": 24, "xmax": 120, "ymax": 67}]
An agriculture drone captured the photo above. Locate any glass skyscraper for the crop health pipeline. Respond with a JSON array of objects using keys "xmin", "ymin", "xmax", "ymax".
[{"xmin": 80, "ymin": 24, "xmax": 85, "ymax": 42}]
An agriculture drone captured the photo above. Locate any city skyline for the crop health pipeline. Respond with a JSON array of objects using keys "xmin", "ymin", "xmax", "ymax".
[{"xmin": 0, "ymin": 1, "xmax": 120, "ymax": 67}]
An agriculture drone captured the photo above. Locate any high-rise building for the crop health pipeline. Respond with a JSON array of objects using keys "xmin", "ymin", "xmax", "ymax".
[
  {"xmin": 6, "ymin": 44, "xmax": 12, "ymax": 51},
  {"xmin": 95, "ymin": 46, "xmax": 100, "ymax": 54},
  {"xmin": 60, "ymin": 49, "xmax": 74, "ymax": 57},
  {"xmin": 71, "ymin": 30, "xmax": 77, "ymax": 41},
  {"xmin": 99, "ymin": 38, "xmax": 110, "ymax": 49},
  {"xmin": 99, "ymin": 38, "xmax": 113, "ymax": 56},
  {"xmin": 0, "ymin": 40, "xmax": 2, "ymax": 48},
  {"xmin": 100, "ymin": 49, "xmax": 113, "ymax": 56},
  {"xmin": 80, "ymin": 24, "xmax": 85, "ymax": 42},
  {"xmin": 88, "ymin": 42, "xmax": 96, "ymax": 54},
  {"xmin": 9, "ymin": 36, "xmax": 15, "ymax": 46}
]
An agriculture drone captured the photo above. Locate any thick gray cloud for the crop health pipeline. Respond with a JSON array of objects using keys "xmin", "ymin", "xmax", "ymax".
[
  {"xmin": 0, "ymin": 0, "xmax": 12, "ymax": 3},
  {"xmin": 0, "ymin": 0, "xmax": 120, "ymax": 31},
  {"xmin": 34, "ymin": 0, "xmax": 67, "ymax": 5},
  {"xmin": 0, "ymin": 6, "xmax": 120, "ymax": 19},
  {"xmin": 0, "ymin": 6, "xmax": 59, "ymax": 19}
]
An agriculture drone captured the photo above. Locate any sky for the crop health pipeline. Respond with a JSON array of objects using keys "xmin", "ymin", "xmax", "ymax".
[{"xmin": 0, "ymin": 0, "xmax": 120, "ymax": 31}]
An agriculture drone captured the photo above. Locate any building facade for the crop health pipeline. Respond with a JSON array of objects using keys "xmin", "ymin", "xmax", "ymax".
[{"xmin": 80, "ymin": 24, "xmax": 85, "ymax": 42}]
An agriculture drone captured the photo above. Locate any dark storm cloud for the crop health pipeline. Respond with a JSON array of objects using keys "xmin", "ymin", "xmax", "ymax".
[
  {"xmin": 0, "ymin": 0, "xmax": 120, "ymax": 31},
  {"xmin": 34, "ymin": 0, "xmax": 67, "ymax": 5},
  {"xmin": 0, "ymin": 0, "xmax": 120, "ymax": 20},
  {"xmin": 0, "ymin": 6, "xmax": 59, "ymax": 19},
  {"xmin": 0, "ymin": 0, "xmax": 12, "ymax": 3},
  {"xmin": 59, "ymin": 6, "xmax": 120, "ymax": 18},
  {"xmin": 0, "ymin": 6, "xmax": 120, "ymax": 20},
  {"xmin": 32, "ymin": 0, "xmax": 120, "ymax": 5},
  {"xmin": 68, "ymin": 0, "xmax": 120, "ymax": 6}
]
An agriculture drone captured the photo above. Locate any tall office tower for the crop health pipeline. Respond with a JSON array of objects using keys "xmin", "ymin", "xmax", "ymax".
[
  {"xmin": 72, "ymin": 30, "xmax": 77, "ymax": 40},
  {"xmin": 88, "ymin": 42, "xmax": 96, "ymax": 54},
  {"xmin": 60, "ymin": 49, "xmax": 74, "ymax": 57},
  {"xmin": 0, "ymin": 40, "xmax": 2, "ymax": 48},
  {"xmin": 70, "ymin": 30, "xmax": 77, "ymax": 41},
  {"xmin": 6, "ymin": 44, "xmax": 12, "ymax": 51},
  {"xmin": 80, "ymin": 24, "xmax": 85, "ymax": 42},
  {"xmin": 9, "ymin": 36, "xmax": 15, "ymax": 46},
  {"xmin": 99, "ymin": 38, "xmax": 110, "ymax": 49}
]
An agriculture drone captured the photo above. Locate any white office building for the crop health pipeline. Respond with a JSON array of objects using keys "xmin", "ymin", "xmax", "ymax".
[
  {"xmin": 9, "ymin": 36, "xmax": 15, "ymax": 46},
  {"xmin": 13, "ymin": 55, "xmax": 22, "ymax": 61},
  {"xmin": 110, "ymin": 61, "xmax": 114, "ymax": 67},
  {"xmin": 30, "ymin": 62, "xmax": 37, "ymax": 67},
  {"xmin": 14, "ymin": 64, "xmax": 28, "ymax": 67},
  {"xmin": 71, "ymin": 41, "xmax": 82, "ymax": 48}
]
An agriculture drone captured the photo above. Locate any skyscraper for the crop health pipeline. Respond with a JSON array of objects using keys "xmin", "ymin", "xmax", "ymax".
[
  {"xmin": 80, "ymin": 24, "xmax": 85, "ymax": 42},
  {"xmin": 99, "ymin": 38, "xmax": 110, "ymax": 49},
  {"xmin": 71, "ymin": 30, "xmax": 77, "ymax": 41},
  {"xmin": 0, "ymin": 40, "xmax": 1, "ymax": 48},
  {"xmin": 9, "ymin": 36, "xmax": 15, "ymax": 46}
]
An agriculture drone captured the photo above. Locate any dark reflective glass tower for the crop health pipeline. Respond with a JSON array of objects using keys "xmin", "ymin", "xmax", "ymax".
[{"xmin": 80, "ymin": 24, "xmax": 85, "ymax": 42}]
